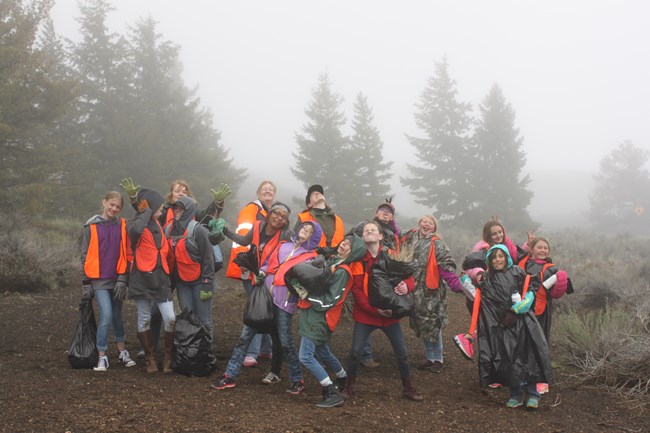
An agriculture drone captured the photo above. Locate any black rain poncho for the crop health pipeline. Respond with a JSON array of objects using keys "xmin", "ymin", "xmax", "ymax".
[{"xmin": 476, "ymin": 246, "xmax": 553, "ymax": 388}]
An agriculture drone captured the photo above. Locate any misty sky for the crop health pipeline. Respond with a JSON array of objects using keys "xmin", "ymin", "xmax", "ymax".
[{"xmin": 51, "ymin": 1, "xmax": 650, "ymax": 222}]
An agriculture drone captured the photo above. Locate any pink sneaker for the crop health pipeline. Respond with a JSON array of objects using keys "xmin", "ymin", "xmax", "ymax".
[
  {"xmin": 536, "ymin": 383, "xmax": 549, "ymax": 394},
  {"xmin": 243, "ymin": 356, "xmax": 258, "ymax": 367},
  {"xmin": 453, "ymin": 333, "xmax": 474, "ymax": 360},
  {"xmin": 488, "ymin": 383, "xmax": 502, "ymax": 389}
]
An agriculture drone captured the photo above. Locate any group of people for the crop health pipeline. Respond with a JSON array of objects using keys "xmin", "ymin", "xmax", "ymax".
[{"xmin": 80, "ymin": 178, "xmax": 570, "ymax": 410}]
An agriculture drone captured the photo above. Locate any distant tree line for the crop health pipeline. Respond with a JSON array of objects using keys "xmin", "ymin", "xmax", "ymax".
[{"xmin": 2, "ymin": 0, "xmax": 648, "ymax": 233}]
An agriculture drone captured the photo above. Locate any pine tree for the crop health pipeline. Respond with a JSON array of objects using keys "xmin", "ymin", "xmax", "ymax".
[
  {"xmin": 336, "ymin": 92, "xmax": 393, "ymax": 224},
  {"xmin": 471, "ymin": 83, "xmax": 534, "ymax": 229},
  {"xmin": 588, "ymin": 140, "xmax": 650, "ymax": 233},
  {"xmin": 401, "ymin": 58, "xmax": 474, "ymax": 224},
  {"xmin": 292, "ymin": 72, "xmax": 348, "ymax": 209}
]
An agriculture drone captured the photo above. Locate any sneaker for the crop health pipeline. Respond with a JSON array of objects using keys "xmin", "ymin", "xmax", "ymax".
[
  {"xmin": 505, "ymin": 397, "xmax": 523, "ymax": 408},
  {"xmin": 453, "ymin": 334, "xmax": 474, "ymax": 360},
  {"xmin": 118, "ymin": 349, "xmax": 136, "ymax": 367},
  {"xmin": 360, "ymin": 359, "xmax": 380, "ymax": 368},
  {"xmin": 262, "ymin": 372, "xmax": 281, "ymax": 384},
  {"xmin": 417, "ymin": 359, "xmax": 434, "ymax": 370},
  {"xmin": 526, "ymin": 397, "xmax": 540, "ymax": 409},
  {"xmin": 243, "ymin": 356, "xmax": 258, "ymax": 367},
  {"xmin": 211, "ymin": 375, "xmax": 236, "ymax": 390},
  {"xmin": 335, "ymin": 377, "xmax": 347, "ymax": 392},
  {"xmin": 93, "ymin": 355, "xmax": 109, "ymax": 372},
  {"xmin": 136, "ymin": 349, "xmax": 145, "ymax": 359},
  {"xmin": 286, "ymin": 380, "xmax": 305, "ymax": 395},
  {"xmin": 488, "ymin": 383, "xmax": 502, "ymax": 389},
  {"xmin": 430, "ymin": 361, "xmax": 444, "ymax": 373},
  {"xmin": 536, "ymin": 383, "xmax": 549, "ymax": 394},
  {"xmin": 315, "ymin": 384, "xmax": 344, "ymax": 408}
]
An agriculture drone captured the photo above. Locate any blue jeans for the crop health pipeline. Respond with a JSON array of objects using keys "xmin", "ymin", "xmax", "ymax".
[
  {"xmin": 299, "ymin": 337, "xmax": 343, "ymax": 383},
  {"xmin": 135, "ymin": 299, "xmax": 175, "ymax": 332},
  {"xmin": 510, "ymin": 382, "xmax": 541, "ymax": 400},
  {"xmin": 177, "ymin": 281, "xmax": 214, "ymax": 340},
  {"xmin": 94, "ymin": 288, "xmax": 126, "ymax": 352},
  {"xmin": 224, "ymin": 324, "xmax": 258, "ymax": 379},
  {"xmin": 423, "ymin": 330, "xmax": 443, "ymax": 362},
  {"xmin": 270, "ymin": 307, "xmax": 302, "ymax": 382},
  {"xmin": 348, "ymin": 321, "xmax": 411, "ymax": 379},
  {"xmin": 242, "ymin": 280, "xmax": 272, "ymax": 357}
]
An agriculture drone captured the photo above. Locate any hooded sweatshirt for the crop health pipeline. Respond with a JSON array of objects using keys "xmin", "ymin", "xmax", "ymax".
[
  {"xmin": 166, "ymin": 195, "xmax": 215, "ymax": 284},
  {"xmin": 298, "ymin": 235, "xmax": 367, "ymax": 343},
  {"xmin": 81, "ymin": 214, "xmax": 125, "ymax": 283},
  {"xmin": 262, "ymin": 222, "xmax": 323, "ymax": 314}
]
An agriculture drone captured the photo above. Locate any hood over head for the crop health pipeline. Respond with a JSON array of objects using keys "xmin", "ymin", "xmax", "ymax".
[
  {"xmin": 486, "ymin": 244, "xmax": 513, "ymax": 269},
  {"xmin": 173, "ymin": 195, "xmax": 198, "ymax": 231},
  {"xmin": 294, "ymin": 221, "xmax": 322, "ymax": 251},
  {"xmin": 338, "ymin": 234, "xmax": 366, "ymax": 265},
  {"xmin": 136, "ymin": 188, "xmax": 165, "ymax": 215}
]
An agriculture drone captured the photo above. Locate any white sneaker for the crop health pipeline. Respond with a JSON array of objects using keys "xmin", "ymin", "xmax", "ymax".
[
  {"xmin": 262, "ymin": 372, "xmax": 281, "ymax": 384},
  {"xmin": 94, "ymin": 355, "xmax": 109, "ymax": 372},
  {"xmin": 118, "ymin": 349, "xmax": 136, "ymax": 367},
  {"xmin": 243, "ymin": 356, "xmax": 258, "ymax": 367}
]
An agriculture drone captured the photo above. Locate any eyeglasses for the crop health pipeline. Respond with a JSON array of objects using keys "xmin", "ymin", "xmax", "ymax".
[{"xmin": 271, "ymin": 212, "xmax": 288, "ymax": 222}]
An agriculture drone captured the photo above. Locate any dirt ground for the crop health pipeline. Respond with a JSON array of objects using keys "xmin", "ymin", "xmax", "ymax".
[{"xmin": 0, "ymin": 274, "xmax": 647, "ymax": 433}]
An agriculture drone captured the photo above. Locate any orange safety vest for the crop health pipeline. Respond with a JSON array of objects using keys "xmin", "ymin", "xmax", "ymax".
[
  {"xmin": 296, "ymin": 210, "xmax": 345, "ymax": 248},
  {"xmin": 297, "ymin": 264, "xmax": 353, "ymax": 332},
  {"xmin": 166, "ymin": 225, "xmax": 201, "ymax": 282},
  {"xmin": 271, "ymin": 250, "xmax": 318, "ymax": 286},
  {"xmin": 226, "ymin": 202, "xmax": 267, "ymax": 279},
  {"xmin": 251, "ymin": 221, "xmax": 282, "ymax": 269},
  {"xmin": 134, "ymin": 223, "xmax": 170, "ymax": 274},
  {"xmin": 83, "ymin": 218, "xmax": 128, "ymax": 278},
  {"xmin": 518, "ymin": 256, "xmax": 555, "ymax": 316}
]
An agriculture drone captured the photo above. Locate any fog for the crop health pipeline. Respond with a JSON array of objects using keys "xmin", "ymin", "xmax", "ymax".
[{"xmin": 51, "ymin": 1, "xmax": 650, "ymax": 227}]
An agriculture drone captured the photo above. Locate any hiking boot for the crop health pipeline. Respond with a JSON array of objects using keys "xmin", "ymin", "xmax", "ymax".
[
  {"xmin": 401, "ymin": 377, "xmax": 424, "ymax": 401},
  {"xmin": 341, "ymin": 376, "xmax": 355, "ymax": 399},
  {"xmin": 361, "ymin": 359, "xmax": 380, "ymax": 368},
  {"xmin": 118, "ymin": 349, "xmax": 136, "ymax": 367},
  {"xmin": 335, "ymin": 377, "xmax": 347, "ymax": 392},
  {"xmin": 536, "ymin": 383, "xmax": 549, "ymax": 394},
  {"xmin": 211, "ymin": 375, "xmax": 236, "ymax": 390},
  {"xmin": 506, "ymin": 397, "xmax": 523, "ymax": 408},
  {"xmin": 453, "ymin": 333, "xmax": 474, "ymax": 360},
  {"xmin": 262, "ymin": 372, "xmax": 281, "ymax": 384},
  {"xmin": 526, "ymin": 397, "xmax": 540, "ymax": 410},
  {"xmin": 286, "ymin": 380, "xmax": 305, "ymax": 395},
  {"xmin": 243, "ymin": 356, "xmax": 258, "ymax": 367},
  {"xmin": 93, "ymin": 355, "xmax": 109, "ymax": 372},
  {"xmin": 315, "ymin": 384, "xmax": 344, "ymax": 408},
  {"xmin": 430, "ymin": 361, "xmax": 444, "ymax": 373}
]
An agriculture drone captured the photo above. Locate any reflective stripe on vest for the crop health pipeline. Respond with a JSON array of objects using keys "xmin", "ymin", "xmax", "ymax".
[
  {"xmin": 83, "ymin": 218, "xmax": 128, "ymax": 278},
  {"xmin": 226, "ymin": 202, "xmax": 266, "ymax": 279}
]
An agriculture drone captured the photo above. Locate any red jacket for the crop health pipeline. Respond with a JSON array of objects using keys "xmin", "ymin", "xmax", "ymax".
[{"xmin": 351, "ymin": 250, "xmax": 414, "ymax": 327}]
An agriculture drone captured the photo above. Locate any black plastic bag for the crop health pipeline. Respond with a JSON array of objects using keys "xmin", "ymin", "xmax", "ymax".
[
  {"xmin": 243, "ymin": 284, "xmax": 275, "ymax": 333},
  {"xmin": 368, "ymin": 255, "xmax": 417, "ymax": 319},
  {"xmin": 173, "ymin": 309, "xmax": 217, "ymax": 377},
  {"xmin": 285, "ymin": 259, "xmax": 333, "ymax": 298},
  {"xmin": 68, "ymin": 297, "xmax": 99, "ymax": 369},
  {"xmin": 462, "ymin": 249, "xmax": 487, "ymax": 271},
  {"xmin": 233, "ymin": 244, "xmax": 259, "ymax": 275}
]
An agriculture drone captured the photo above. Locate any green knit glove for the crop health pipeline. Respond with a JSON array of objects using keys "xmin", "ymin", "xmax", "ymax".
[
  {"xmin": 208, "ymin": 218, "xmax": 226, "ymax": 237},
  {"xmin": 210, "ymin": 183, "xmax": 232, "ymax": 203},
  {"xmin": 119, "ymin": 177, "xmax": 141, "ymax": 199}
]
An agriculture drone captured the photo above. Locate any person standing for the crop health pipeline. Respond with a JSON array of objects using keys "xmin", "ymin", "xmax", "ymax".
[
  {"xmin": 295, "ymin": 184, "xmax": 345, "ymax": 248},
  {"xmin": 225, "ymin": 180, "xmax": 276, "ymax": 367},
  {"xmin": 81, "ymin": 191, "xmax": 136, "ymax": 371}
]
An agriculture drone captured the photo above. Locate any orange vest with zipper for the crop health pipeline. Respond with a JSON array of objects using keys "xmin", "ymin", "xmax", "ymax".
[
  {"xmin": 134, "ymin": 223, "xmax": 170, "ymax": 274},
  {"xmin": 296, "ymin": 210, "xmax": 344, "ymax": 247},
  {"xmin": 167, "ymin": 225, "xmax": 201, "ymax": 282},
  {"xmin": 518, "ymin": 256, "xmax": 555, "ymax": 316},
  {"xmin": 84, "ymin": 218, "xmax": 129, "ymax": 278},
  {"xmin": 251, "ymin": 221, "xmax": 282, "ymax": 269}
]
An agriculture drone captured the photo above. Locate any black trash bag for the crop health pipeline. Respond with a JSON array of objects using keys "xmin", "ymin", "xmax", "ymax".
[
  {"xmin": 368, "ymin": 255, "xmax": 418, "ymax": 319},
  {"xmin": 462, "ymin": 249, "xmax": 487, "ymax": 271},
  {"xmin": 243, "ymin": 284, "xmax": 275, "ymax": 333},
  {"xmin": 68, "ymin": 297, "xmax": 99, "ymax": 369},
  {"xmin": 285, "ymin": 259, "xmax": 333, "ymax": 298},
  {"xmin": 233, "ymin": 244, "xmax": 259, "ymax": 275},
  {"xmin": 173, "ymin": 308, "xmax": 217, "ymax": 377}
]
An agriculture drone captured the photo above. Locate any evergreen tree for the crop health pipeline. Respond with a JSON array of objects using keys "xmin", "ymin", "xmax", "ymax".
[
  {"xmin": 588, "ymin": 140, "xmax": 650, "ymax": 233},
  {"xmin": 472, "ymin": 83, "xmax": 534, "ymax": 229},
  {"xmin": 292, "ymin": 72, "xmax": 348, "ymax": 209},
  {"xmin": 0, "ymin": 0, "xmax": 75, "ymax": 210},
  {"xmin": 401, "ymin": 58, "xmax": 474, "ymax": 224},
  {"xmin": 336, "ymin": 92, "xmax": 393, "ymax": 224}
]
